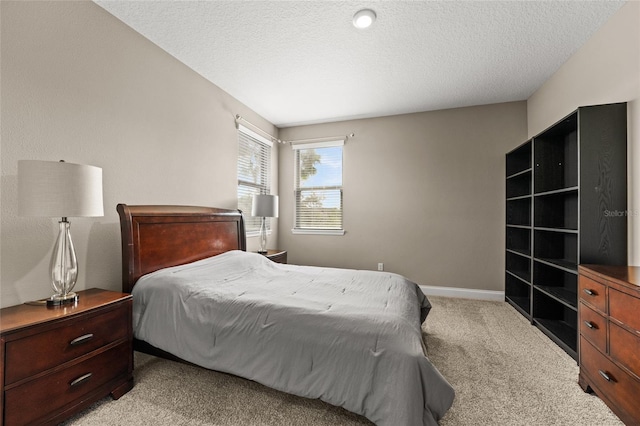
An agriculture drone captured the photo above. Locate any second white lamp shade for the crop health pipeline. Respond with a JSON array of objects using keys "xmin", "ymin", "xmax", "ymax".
[{"xmin": 251, "ymin": 194, "xmax": 279, "ymax": 218}]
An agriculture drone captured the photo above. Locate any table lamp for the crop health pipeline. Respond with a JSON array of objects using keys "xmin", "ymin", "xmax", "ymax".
[
  {"xmin": 251, "ymin": 194, "xmax": 278, "ymax": 254},
  {"xmin": 18, "ymin": 160, "xmax": 104, "ymax": 306}
]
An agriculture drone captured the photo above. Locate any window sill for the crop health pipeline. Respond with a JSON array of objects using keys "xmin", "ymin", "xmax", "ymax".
[{"xmin": 291, "ymin": 228, "xmax": 345, "ymax": 236}]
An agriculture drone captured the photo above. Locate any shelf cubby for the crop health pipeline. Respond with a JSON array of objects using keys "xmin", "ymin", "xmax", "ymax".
[
  {"xmin": 534, "ymin": 114, "xmax": 578, "ymax": 194},
  {"xmin": 506, "ymin": 227, "xmax": 531, "ymax": 257},
  {"xmin": 506, "ymin": 251, "xmax": 531, "ymax": 283},
  {"xmin": 506, "ymin": 170, "xmax": 532, "ymax": 199},
  {"xmin": 506, "ymin": 141, "xmax": 532, "ymax": 177},
  {"xmin": 505, "ymin": 273, "xmax": 531, "ymax": 317},
  {"xmin": 534, "ymin": 190, "xmax": 578, "ymax": 230},
  {"xmin": 533, "ymin": 261, "xmax": 577, "ymax": 309},
  {"xmin": 534, "ymin": 230, "xmax": 577, "ymax": 272},
  {"xmin": 506, "ymin": 198, "xmax": 531, "ymax": 227},
  {"xmin": 533, "ymin": 289, "xmax": 578, "ymax": 356}
]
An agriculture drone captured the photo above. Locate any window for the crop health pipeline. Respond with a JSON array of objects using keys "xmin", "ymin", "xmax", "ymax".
[
  {"xmin": 293, "ymin": 140, "xmax": 344, "ymax": 235},
  {"xmin": 237, "ymin": 125, "xmax": 272, "ymax": 234}
]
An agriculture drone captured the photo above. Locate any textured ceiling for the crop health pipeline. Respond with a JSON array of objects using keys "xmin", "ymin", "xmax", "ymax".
[{"xmin": 95, "ymin": 1, "xmax": 626, "ymax": 127}]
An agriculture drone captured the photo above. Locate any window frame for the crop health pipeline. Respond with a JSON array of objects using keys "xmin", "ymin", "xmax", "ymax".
[
  {"xmin": 237, "ymin": 124, "xmax": 273, "ymax": 236},
  {"xmin": 291, "ymin": 139, "xmax": 345, "ymax": 236}
]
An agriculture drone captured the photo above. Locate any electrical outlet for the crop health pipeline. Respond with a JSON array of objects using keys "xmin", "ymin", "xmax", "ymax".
[{"xmin": 377, "ymin": 263, "xmax": 384, "ymax": 271}]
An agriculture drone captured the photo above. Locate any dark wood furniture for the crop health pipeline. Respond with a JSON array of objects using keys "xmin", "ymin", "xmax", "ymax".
[
  {"xmin": 505, "ymin": 102, "xmax": 627, "ymax": 360},
  {"xmin": 0, "ymin": 288, "xmax": 133, "ymax": 425},
  {"xmin": 117, "ymin": 204, "xmax": 246, "ymax": 358},
  {"xmin": 117, "ymin": 204, "xmax": 246, "ymax": 294},
  {"xmin": 260, "ymin": 249, "xmax": 287, "ymax": 264},
  {"xmin": 578, "ymin": 265, "xmax": 640, "ymax": 425}
]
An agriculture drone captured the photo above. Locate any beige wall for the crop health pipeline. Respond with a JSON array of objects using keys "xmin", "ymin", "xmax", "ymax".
[
  {"xmin": 527, "ymin": 1, "xmax": 640, "ymax": 265},
  {"xmin": 278, "ymin": 102, "xmax": 527, "ymax": 291},
  {"xmin": 0, "ymin": 0, "xmax": 278, "ymax": 307},
  {"xmin": 2, "ymin": 1, "xmax": 635, "ymax": 308}
]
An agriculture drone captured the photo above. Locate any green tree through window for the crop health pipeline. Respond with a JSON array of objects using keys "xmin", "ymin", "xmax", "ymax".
[{"xmin": 294, "ymin": 143, "xmax": 343, "ymax": 232}]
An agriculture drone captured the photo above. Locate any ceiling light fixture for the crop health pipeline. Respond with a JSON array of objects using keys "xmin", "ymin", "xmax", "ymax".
[{"xmin": 353, "ymin": 9, "xmax": 376, "ymax": 29}]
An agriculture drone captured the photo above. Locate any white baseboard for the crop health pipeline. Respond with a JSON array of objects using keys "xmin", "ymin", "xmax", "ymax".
[{"xmin": 419, "ymin": 285, "xmax": 504, "ymax": 301}]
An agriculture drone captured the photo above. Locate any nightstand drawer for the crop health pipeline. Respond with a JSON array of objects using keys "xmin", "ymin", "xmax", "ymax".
[
  {"xmin": 579, "ymin": 302, "xmax": 607, "ymax": 353},
  {"xmin": 5, "ymin": 302, "xmax": 129, "ymax": 385},
  {"xmin": 4, "ymin": 341, "xmax": 130, "ymax": 426},
  {"xmin": 579, "ymin": 275, "xmax": 607, "ymax": 313},
  {"xmin": 580, "ymin": 337, "xmax": 640, "ymax": 422},
  {"xmin": 610, "ymin": 322, "xmax": 640, "ymax": 379}
]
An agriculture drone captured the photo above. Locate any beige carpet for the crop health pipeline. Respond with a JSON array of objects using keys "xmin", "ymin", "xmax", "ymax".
[{"xmin": 63, "ymin": 297, "xmax": 622, "ymax": 425}]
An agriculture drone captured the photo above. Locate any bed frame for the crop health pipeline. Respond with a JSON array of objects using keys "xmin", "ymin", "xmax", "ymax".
[
  {"xmin": 116, "ymin": 204, "xmax": 246, "ymax": 360},
  {"xmin": 116, "ymin": 206, "xmax": 455, "ymax": 426},
  {"xmin": 117, "ymin": 204, "xmax": 246, "ymax": 293}
]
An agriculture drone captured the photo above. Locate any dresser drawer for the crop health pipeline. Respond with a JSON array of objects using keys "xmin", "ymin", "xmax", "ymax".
[
  {"xmin": 580, "ymin": 337, "xmax": 640, "ymax": 422},
  {"xmin": 609, "ymin": 288, "xmax": 640, "ymax": 332},
  {"xmin": 610, "ymin": 322, "xmax": 640, "ymax": 379},
  {"xmin": 4, "ymin": 341, "xmax": 130, "ymax": 426},
  {"xmin": 578, "ymin": 275, "xmax": 607, "ymax": 313},
  {"xmin": 4, "ymin": 302, "xmax": 129, "ymax": 385},
  {"xmin": 579, "ymin": 302, "xmax": 607, "ymax": 353}
]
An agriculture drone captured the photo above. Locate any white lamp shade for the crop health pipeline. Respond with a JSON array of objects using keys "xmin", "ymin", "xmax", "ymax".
[
  {"xmin": 18, "ymin": 160, "xmax": 104, "ymax": 217},
  {"xmin": 251, "ymin": 194, "xmax": 279, "ymax": 218}
]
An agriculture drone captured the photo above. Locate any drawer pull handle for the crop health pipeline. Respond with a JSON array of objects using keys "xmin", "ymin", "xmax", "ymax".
[
  {"xmin": 70, "ymin": 333, "xmax": 94, "ymax": 346},
  {"xmin": 598, "ymin": 370, "xmax": 613, "ymax": 382},
  {"xmin": 584, "ymin": 321, "xmax": 595, "ymax": 329},
  {"xmin": 583, "ymin": 289, "xmax": 595, "ymax": 296},
  {"xmin": 70, "ymin": 373, "xmax": 92, "ymax": 387}
]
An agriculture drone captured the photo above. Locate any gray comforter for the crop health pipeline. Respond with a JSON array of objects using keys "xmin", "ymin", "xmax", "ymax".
[{"xmin": 132, "ymin": 250, "xmax": 454, "ymax": 425}]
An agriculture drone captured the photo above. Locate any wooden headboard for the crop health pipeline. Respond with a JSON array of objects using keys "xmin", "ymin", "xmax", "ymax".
[{"xmin": 117, "ymin": 204, "xmax": 246, "ymax": 293}]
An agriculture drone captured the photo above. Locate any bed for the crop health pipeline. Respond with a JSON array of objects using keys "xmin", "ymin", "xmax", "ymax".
[{"xmin": 117, "ymin": 204, "xmax": 454, "ymax": 426}]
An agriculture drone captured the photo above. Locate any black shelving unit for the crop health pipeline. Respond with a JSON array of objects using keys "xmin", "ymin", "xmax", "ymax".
[
  {"xmin": 505, "ymin": 102, "xmax": 627, "ymax": 361},
  {"xmin": 505, "ymin": 141, "xmax": 533, "ymax": 320}
]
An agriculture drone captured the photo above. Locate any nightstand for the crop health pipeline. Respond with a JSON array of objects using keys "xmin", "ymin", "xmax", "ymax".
[
  {"xmin": 0, "ymin": 288, "xmax": 133, "ymax": 425},
  {"xmin": 259, "ymin": 249, "xmax": 287, "ymax": 264}
]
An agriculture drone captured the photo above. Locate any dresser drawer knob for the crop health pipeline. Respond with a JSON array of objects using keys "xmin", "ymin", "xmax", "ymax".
[
  {"xmin": 583, "ymin": 289, "xmax": 595, "ymax": 296},
  {"xmin": 70, "ymin": 333, "xmax": 94, "ymax": 346},
  {"xmin": 69, "ymin": 372, "xmax": 92, "ymax": 387},
  {"xmin": 598, "ymin": 370, "xmax": 613, "ymax": 382},
  {"xmin": 583, "ymin": 321, "xmax": 596, "ymax": 329}
]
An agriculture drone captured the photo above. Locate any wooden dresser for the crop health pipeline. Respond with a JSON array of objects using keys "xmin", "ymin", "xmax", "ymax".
[
  {"xmin": 578, "ymin": 265, "xmax": 640, "ymax": 425},
  {"xmin": 0, "ymin": 288, "xmax": 133, "ymax": 425}
]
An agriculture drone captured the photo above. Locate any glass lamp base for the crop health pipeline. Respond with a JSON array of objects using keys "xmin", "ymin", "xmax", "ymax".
[
  {"xmin": 258, "ymin": 216, "xmax": 268, "ymax": 254},
  {"xmin": 47, "ymin": 292, "xmax": 79, "ymax": 307}
]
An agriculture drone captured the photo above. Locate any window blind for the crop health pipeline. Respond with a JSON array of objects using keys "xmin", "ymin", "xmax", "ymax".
[
  {"xmin": 293, "ymin": 140, "xmax": 343, "ymax": 232},
  {"xmin": 237, "ymin": 125, "xmax": 272, "ymax": 233}
]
